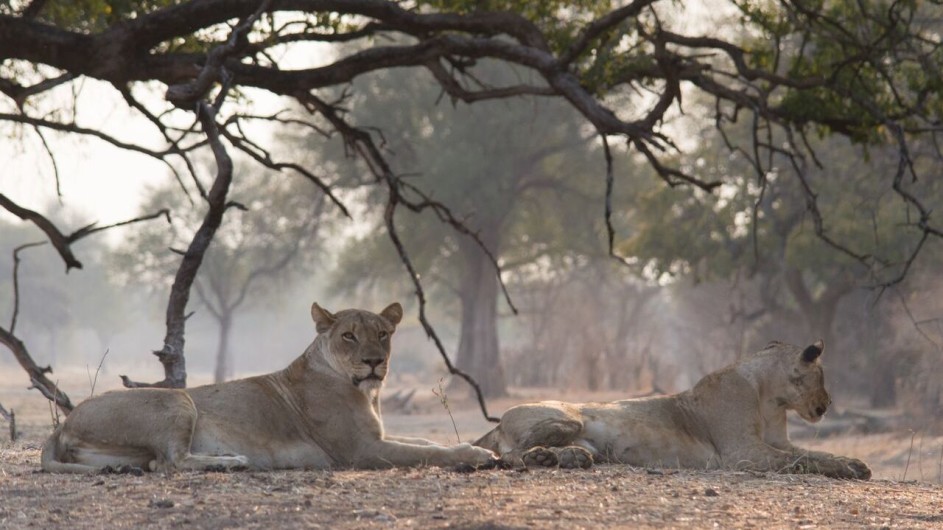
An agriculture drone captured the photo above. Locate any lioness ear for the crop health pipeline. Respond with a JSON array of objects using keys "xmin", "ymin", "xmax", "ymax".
[
  {"xmin": 801, "ymin": 340, "xmax": 825, "ymax": 363},
  {"xmin": 311, "ymin": 302, "xmax": 336, "ymax": 334},
  {"xmin": 379, "ymin": 302, "xmax": 403, "ymax": 327}
]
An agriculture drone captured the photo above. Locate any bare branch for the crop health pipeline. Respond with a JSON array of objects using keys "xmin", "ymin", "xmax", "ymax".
[
  {"xmin": 66, "ymin": 209, "xmax": 172, "ymax": 242},
  {"xmin": 296, "ymin": 90, "xmax": 503, "ymax": 421},
  {"xmin": 0, "ymin": 206, "xmax": 173, "ymax": 410},
  {"xmin": 165, "ymin": 0, "xmax": 273, "ymax": 109},
  {"xmin": 20, "ymin": 0, "xmax": 49, "ymax": 20},
  {"xmin": 560, "ymin": 0, "xmax": 657, "ymax": 65},
  {"xmin": 601, "ymin": 135, "xmax": 633, "ymax": 267},
  {"xmin": 220, "ymin": 116, "xmax": 351, "ymax": 217},
  {"xmin": 384, "ymin": 196, "xmax": 499, "ymax": 423},
  {"xmin": 10, "ymin": 241, "xmax": 46, "ymax": 333},
  {"xmin": 0, "ymin": 327, "xmax": 74, "ymax": 414},
  {"xmin": 0, "ymin": 73, "xmax": 77, "ymax": 106},
  {"xmin": 0, "ymin": 193, "xmax": 83, "ymax": 270},
  {"xmin": 0, "ymin": 112, "xmax": 191, "ymax": 160},
  {"xmin": 122, "ymin": 101, "xmax": 235, "ymax": 389},
  {"xmin": 424, "ymin": 59, "xmax": 556, "ymax": 104}
]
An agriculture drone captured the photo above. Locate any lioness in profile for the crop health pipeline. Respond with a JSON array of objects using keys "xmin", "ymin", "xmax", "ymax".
[
  {"xmin": 42, "ymin": 302, "xmax": 497, "ymax": 473},
  {"xmin": 475, "ymin": 340, "xmax": 871, "ymax": 480}
]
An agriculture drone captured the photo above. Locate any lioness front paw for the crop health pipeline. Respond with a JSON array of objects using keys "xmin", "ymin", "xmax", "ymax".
[
  {"xmin": 522, "ymin": 446, "xmax": 558, "ymax": 468},
  {"xmin": 838, "ymin": 457, "xmax": 872, "ymax": 480},
  {"xmin": 557, "ymin": 446, "xmax": 593, "ymax": 469},
  {"xmin": 101, "ymin": 464, "xmax": 144, "ymax": 476},
  {"xmin": 803, "ymin": 456, "xmax": 872, "ymax": 480},
  {"xmin": 456, "ymin": 443, "xmax": 500, "ymax": 468}
]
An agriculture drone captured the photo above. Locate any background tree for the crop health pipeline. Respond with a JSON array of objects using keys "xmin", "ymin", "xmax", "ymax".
[
  {"xmin": 112, "ymin": 163, "xmax": 330, "ymax": 382},
  {"xmin": 620, "ymin": 111, "xmax": 943, "ymax": 406}
]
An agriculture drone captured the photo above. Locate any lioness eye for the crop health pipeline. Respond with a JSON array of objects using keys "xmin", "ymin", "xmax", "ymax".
[
  {"xmin": 342, "ymin": 332, "xmax": 356, "ymax": 342},
  {"xmin": 378, "ymin": 331, "xmax": 388, "ymax": 340}
]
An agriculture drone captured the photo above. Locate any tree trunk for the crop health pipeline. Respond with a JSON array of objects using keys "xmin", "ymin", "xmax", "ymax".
[
  {"xmin": 122, "ymin": 103, "xmax": 234, "ymax": 389},
  {"xmin": 869, "ymin": 354, "xmax": 897, "ymax": 408},
  {"xmin": 451, "ymin": 235, "xmax": 507, "ymax": 398},
  {"xmin": 213, "ymin": 312, "xmax": 232, "ymax": 383},
  {"xmin": 784, "ymin": 268, "xmax": 852, "ymax": 348}
]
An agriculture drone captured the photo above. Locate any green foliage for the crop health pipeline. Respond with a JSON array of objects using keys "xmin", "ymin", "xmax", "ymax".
[
  {"xmin": 733, "ymin": 0, "xmax": 943, "ymax": 140},
  {"xmin": 38, "ymin": 0, "xmax": 183, "ymax": 31},
  {"xmin": 418, "ymin": 0, "xmax": 627, "ymax": 93}
]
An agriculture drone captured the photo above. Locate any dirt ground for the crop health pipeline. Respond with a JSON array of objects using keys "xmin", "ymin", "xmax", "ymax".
[{"xmin": 2, "ymin": 373, "xmax": 943, "ymax": 529}]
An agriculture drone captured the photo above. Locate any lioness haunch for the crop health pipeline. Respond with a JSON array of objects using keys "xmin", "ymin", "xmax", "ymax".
[
  {"xmin": 475, "ymin": 340, "xmax": 871, "ymax": 480},
  {"xmin": 42, "ymin": 302, "xmax": 497, "ymax": 473}
]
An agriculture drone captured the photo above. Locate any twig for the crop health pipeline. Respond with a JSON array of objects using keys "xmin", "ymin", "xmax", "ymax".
[
  {"xmin": 86, "ymin": 349, "xmax": 109, "ymax": 397},
  {"xmin": 432, "ymin": 378, "xmax": 461, "ymax": 443},
  {"xmin": 10, "ymin": 241, "xmax": 46, "ymax": 333},
  {"xmin": 0, "ymin": 403, "xmax": 14, "ymax": 442},
  {"xmin": 601, "ymin": 134, "xmax": 634, "ymax": 267},
  {"xmin": 45, "ymin": 379, "xmax": 62, "ymax": 427},
  {"xmin": 67, "ymin": 210, "xmax": 171, "ymax": 242},
  {"xmin": 903, "ymin": 429, "xmax": 916, "ymax": 481},
  {"xmin": 937, "ymin": 441, "xmax": 942, "ymax": 484}
]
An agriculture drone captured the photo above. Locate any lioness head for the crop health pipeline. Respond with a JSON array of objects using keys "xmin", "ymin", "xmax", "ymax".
[
  {"xmin": 311, "ymin": 302, "xmax": 403, "ymax": 393},
  {"xmin": 776, "ymin": 339, "xmax": 832, "ymax": 423}
]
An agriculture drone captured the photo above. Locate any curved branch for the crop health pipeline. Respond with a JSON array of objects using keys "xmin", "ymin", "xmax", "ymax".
[
  {"xmin": 165, "ymin": 0, "xmax": 273, "ymax": 108},
  {"xmin": 10, "ymin": 241, "xmax": 46, "ymax": 333},
  {"xmin": 296, "ymin": 90, "xmax": 504, "ymax": 422},
  {"xmin": 0, "ymin": 193, "xmax": 83, "ymax": 270}
]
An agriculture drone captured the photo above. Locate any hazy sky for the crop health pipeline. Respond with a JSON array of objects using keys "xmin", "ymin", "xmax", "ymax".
[
  {"xmin": 1, "ymin": 86, "xmax": 285, "ymax": 245},
  {"xmin": 2, "ymin": 84, "xmax": 167, "ymax": 230}
]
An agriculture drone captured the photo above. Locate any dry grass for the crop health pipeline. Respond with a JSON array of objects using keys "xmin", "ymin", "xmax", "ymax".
[{"xmin": 2, "ymin": 370, "xmax": 943, "ymax": 529}]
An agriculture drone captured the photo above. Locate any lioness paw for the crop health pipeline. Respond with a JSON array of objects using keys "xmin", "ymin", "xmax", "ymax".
[
  {"xmin": 810, "ymin": 457, "xmax": 872, "ymax": 480},
  {"xmin": 522, "ymin": 446, "xmax": 558, "ymax": 468},
  {"xmin": 557, "ymin": 446, "xmax": 593, "ymax": 469},
  {"xmin": 841, "ymin": 457, "xmax": 872, "ymax": 480},
  {"xmin": 449, "ymin": 444, "xmax": 499, "ymax": 471},
  {"xmin": 463, "ymin": 444, "xmax": 500, "ymax": 465},
  {"xmin": 101, "ymin": 464, "xmax": 144, "ymax": 476}
]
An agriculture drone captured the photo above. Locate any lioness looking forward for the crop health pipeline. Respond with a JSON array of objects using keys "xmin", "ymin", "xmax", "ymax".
[
  {"xmin": 42, "ymin": 302, "xmax": 497, "ymax": 473},
  {"xmin": 475, "ymin": 340, "xmax": 871, "ymax": 480}
]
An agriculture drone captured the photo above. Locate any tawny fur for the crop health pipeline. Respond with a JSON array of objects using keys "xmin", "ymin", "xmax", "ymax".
[
  {"xmin": 475, "ymin": 340, "xmax": 871, "ymax": 480},
  {"xmin": 42, "ymin": 302, "xmax": 497, "ymax": 473}
]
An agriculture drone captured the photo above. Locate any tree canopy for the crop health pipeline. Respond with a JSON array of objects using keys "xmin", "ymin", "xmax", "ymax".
[
  {"xmin": 2, "ymin": 0, "xmax": 942, "ymax": 418},
  {"xmin": 312, "ymin": 60, "xmax": 604, "ymax": 396}
]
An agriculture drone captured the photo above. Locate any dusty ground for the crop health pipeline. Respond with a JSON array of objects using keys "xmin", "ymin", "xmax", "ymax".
[{"xmin": 2, "ymin": 372, "xmax": 943, "ymax": 529}]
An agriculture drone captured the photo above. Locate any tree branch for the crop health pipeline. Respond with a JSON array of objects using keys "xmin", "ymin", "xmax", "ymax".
[
  {"xmin": 0, "ymin": 193, "xmax": 83, "ymax": 270},
  {"xmin": 121, "ymin": 101, "xmax": 235, "ymax": 389}
]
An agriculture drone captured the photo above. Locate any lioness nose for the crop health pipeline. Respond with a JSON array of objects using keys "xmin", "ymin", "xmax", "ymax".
[
  {"xmin": 364, "ymin": 358, "xmax": 383, "ymax": 368},
  {"xmin": 815, "ymin": 405, "xmax": 827, "ymax": 416}
]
